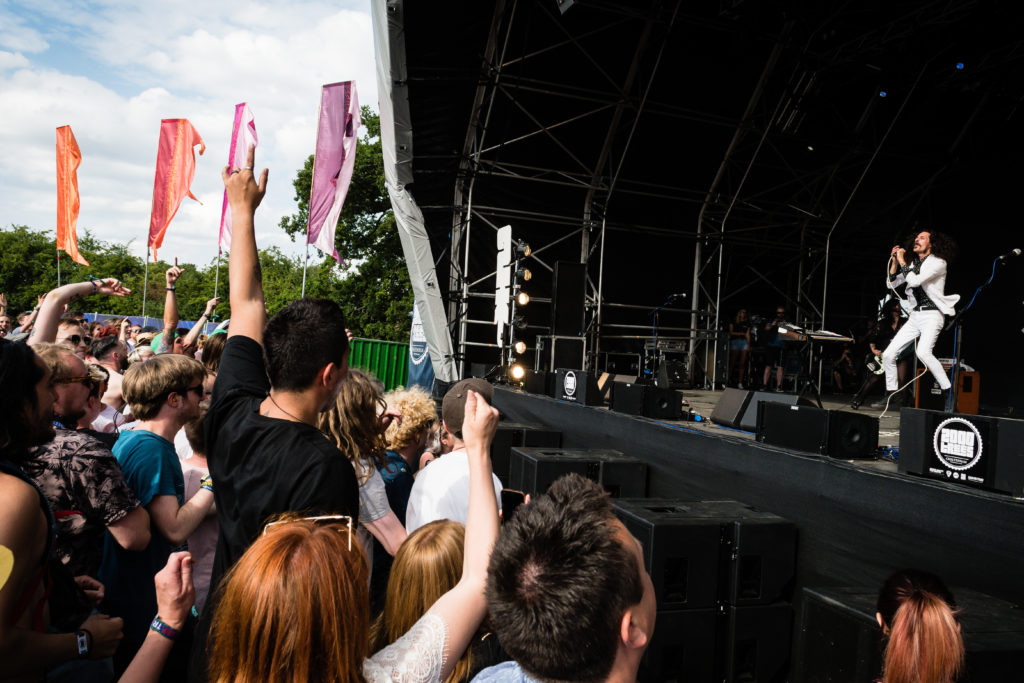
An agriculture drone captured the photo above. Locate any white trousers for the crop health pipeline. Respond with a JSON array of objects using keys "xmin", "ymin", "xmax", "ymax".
[{"xmin": 882, "ymin": 309, "xmax": 949, "ymax": 391}]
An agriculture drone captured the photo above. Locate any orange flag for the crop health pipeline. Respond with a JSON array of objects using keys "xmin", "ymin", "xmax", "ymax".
[
  {"xmin": 56, "ymin": 125, "xmax": 88, "ymax": 266},
  {"xmin": 148, "ymin": 119, "xmax": 205, "ymax": 260}
]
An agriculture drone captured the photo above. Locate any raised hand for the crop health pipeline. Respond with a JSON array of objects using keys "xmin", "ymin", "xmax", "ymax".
[
  {"xmin": 166, "ymin": 261, "xmax": 184, "ymax": 289},
  {"xmin": 222, "ymin": 145, "xmax": 268, "ymax": 213},
  {"xmin": 204, "ymin": 297, "xmax": 220, "ymax": 315},
  {"xmin": 462, "ymin": 389, "xmax": 499, "ymax": 453},
  {"xmin": 95, "ymin": 278, "xmax": 131, "ymax": 297}
]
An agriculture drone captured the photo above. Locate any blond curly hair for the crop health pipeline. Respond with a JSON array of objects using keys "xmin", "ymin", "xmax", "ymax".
[{"xmin": 383, "ymin": 386, "xmax": 437, "ymax": 452}]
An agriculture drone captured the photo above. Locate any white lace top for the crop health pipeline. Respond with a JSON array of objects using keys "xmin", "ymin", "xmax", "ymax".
[{"xmin": 363, "ymin": 612, "xmax": 449, "ymax": 683}]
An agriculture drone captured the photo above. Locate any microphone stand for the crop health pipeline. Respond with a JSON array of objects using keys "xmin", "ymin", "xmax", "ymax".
[
  {"xmin": 945, "ymin": 252, "xmax": 1013, "ymax": 413},
  {"xmin": 648, "ymin": 295, "xmax": 679, "ymax": 385}
]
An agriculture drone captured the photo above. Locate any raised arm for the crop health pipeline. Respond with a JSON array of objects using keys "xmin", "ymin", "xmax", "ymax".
[
  {"xmin": 29, "ymin": 279, "xmax": 130, "ymax": 346},
  {"xmin": 180, "ymin": 297, "xmax": 219, "ymax": 350},
  {"xmin": 156, "ymin": 265, "xmax": 183, "ymax": 354},
  {"xmin": 224, "ymin": 146, "xmax": 269, "ymax": 344},
  {"xmin": 427, "ymin": 389, "xmax": 500, "ymax": 681}
]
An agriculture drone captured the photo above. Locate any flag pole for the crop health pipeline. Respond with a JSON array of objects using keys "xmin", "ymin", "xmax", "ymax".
[
  {"xmin": 142, "ymin": 246, "xmax": 150, "ymax": 320},
  {"xmin": 214, "ymin": 247, "xmax": 222, "ymax": 300},
  {"xmin": 56, "ymin": 246, "xmax": 61, "ymax": 287},
  {"xmin": 301, "ymin": 243, "xmax": 310, "ymax": 297},
  {"xmin": 302, "ymin": 96, "xmax": 323, "ymax": 300}
]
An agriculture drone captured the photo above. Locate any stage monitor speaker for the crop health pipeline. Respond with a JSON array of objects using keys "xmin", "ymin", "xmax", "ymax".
[
  {"xmin": 613, "ymin": 499, "xmax": 796, "ymax": 610},
  {"xmin": 509, "ymin": 447, "xmax": 647, "ymax": 498},
  {"xmin": 552, "ymin": 261, "xmax": 586, "ymax": 336},
  {"xmin": 898, "ymin": 408, "xmax": 1024, "ymax": 495},
  {"xmin": 520, "ymin": 369, "xmax": 552, "ymax": 396},
  {"xmin": 657, "ymin": 358, "xmax": 689, "ymax": 390},
  {"xmin": 639, "ymin": 609, "xmax": 717, "ymax": 683},
  {"xmin": 552, "ymin": 368, "xmax": 601, "ymax": 406},
  {"xmin": 491, "ymin": 422, "xmax": 562, "ymax": 484},
  {"xmin": 720, "ymin": 603, "xmax": 792, "ymax": 683},
  {"xmin": 794, "ymin": 586, "xmax": 1024, "ymax": 683},
  {"xmin": 757, "ymin": 403, "xmax": 878, "ymax": 459},
  {"xmin": 612, "ymin": 382, "xmax": 683, "ymax": 419},
  {"xmin": 711, "ymin": 388, "xmax": 753, "ymax": 429},
  {"xmin": 598, "ymin": 373, "xmax": 636, "ymax": 404},
  {"xmin": 739, "ymin": 391, "xmax": 815, "ymax": 432}
]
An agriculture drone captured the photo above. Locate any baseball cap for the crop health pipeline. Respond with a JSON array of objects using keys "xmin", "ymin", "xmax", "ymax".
[{"xmin": 441, "ymin": 378, "xmax": 494, "ymax": 437}]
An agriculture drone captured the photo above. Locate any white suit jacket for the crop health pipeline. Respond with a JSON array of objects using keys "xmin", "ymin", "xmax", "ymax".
[{"xmin": 888, "ymin": 255, "xmax": 960, "ymax": 315}]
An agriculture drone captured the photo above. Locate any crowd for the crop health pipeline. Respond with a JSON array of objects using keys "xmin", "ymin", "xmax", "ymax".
[{"xmin": 0, "ymin": 147, "xmax": 965, "ymax": 683}]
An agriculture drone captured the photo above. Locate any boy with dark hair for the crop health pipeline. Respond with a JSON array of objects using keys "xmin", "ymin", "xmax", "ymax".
[
  {"xmin": 189, "ymin": 146, "xmax": 360, "ymax": 681},
  {"xmin": 477, "ymin": 473, "xmax": 656, "ymax": 683}
]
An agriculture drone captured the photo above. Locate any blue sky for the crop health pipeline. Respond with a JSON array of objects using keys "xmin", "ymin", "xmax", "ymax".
[{"xmin": 0, "ymin": 0, "xmax": 378, "ymax": 268}]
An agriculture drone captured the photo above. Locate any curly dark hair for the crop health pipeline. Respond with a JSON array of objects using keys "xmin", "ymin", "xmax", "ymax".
[{"xmin": 904, "ymin": 230, "xmax": 958, "ymax": 265}]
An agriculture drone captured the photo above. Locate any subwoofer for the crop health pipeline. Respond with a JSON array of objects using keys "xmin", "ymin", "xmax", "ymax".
[{"xmin": 756, "ymin": 403, "xmax": 878, "ymax": 459}]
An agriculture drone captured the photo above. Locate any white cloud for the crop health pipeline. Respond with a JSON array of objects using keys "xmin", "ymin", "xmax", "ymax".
[{"xmin": 0, "ymin": 1, "xmax": 377, "ymax": 274}]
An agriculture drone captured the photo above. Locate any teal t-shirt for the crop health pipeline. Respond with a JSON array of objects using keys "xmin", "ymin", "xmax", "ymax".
[{"xmin": 99, "ymin": 429, "xmax": 184, "ymax": 645}]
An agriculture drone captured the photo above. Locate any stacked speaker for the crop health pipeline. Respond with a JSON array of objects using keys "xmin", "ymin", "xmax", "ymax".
[
  {"xmin": 490, "ymin": 422, "xmax": 562, "ymax": 485},
  {"xmin": 508, "ymin": 447, "xmax": 647, "ymax": 499},
  {"xmin": 613, "ymin": 499, "xmax": 796, "ymax": 682}
]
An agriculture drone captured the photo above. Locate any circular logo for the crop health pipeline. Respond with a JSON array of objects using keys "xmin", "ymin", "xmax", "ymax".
[
  {"xmin": 932, "ymin": 417, "xmax": 983, "ymax": 472},
  {"xmin": 564, "ymin": 370, "xmax": 577, "ymax": 397}
]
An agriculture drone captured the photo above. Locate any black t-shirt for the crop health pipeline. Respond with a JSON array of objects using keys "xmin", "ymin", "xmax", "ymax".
[{"xmin": 205, "ymin": 335, "xmax": 360, "ymax": 582}]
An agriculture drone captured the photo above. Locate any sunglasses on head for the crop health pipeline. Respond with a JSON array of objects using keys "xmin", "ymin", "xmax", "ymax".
[
  {"xmin": 262, "ymin": 515, "xmax": 353, "ymax": 550},
  {"xmin": 54, "ymin": 375, "xmax": 94, "ymax": 387}
]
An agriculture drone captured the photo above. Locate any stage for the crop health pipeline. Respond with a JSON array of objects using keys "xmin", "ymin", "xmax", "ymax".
[{"xmin": 491, "ymin": 386, "xmax": 1024, "ymax": 606}]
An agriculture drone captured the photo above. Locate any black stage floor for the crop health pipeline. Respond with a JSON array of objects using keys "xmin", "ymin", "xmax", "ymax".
[{"xmin": 491, "ymin": 386, "xmax": 1024, "ymax": 606}]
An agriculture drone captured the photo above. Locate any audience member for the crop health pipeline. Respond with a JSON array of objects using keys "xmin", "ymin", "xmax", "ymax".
[
  {"xmin": 100, "ymin": 353, "xmax": 214, "ymax": 672},
  {"xmin": 875, "ymin": 569, "xmax": 964, "ymax": 683},
  {"xmin": 318, "ymin": 368, "xmax": 408, "ymax": 570},
  {"xmin": 206, "ymin": 387, "xmax": 500, "ymax": 682},
  {"xmin": 475, "ymin": 473, "xmax": 655, "ymax": 682},
  {"xmin": 180, "ymin": 407, "xmax": 218, "ymax": 613},
  {"xmin": 371, "ymin": 520, "xmax": 507, "ymax": 681},
  {"xmin": 0, "ymin": 337, "xmax": 124, "ymax": 680},
  {"xmin": 406, "ymin": 378, "xmax": 503, "ymax": 533},
  {"xmin": 28, "ymin": 279, "xmax": 130, "ymax": 354},
  {"xmin": 91, "ymin": 334, "xmax": 131, "ymax": 418},
  {"xmin": 189, "ymin": 146, "xmax": 362, "ymax": 680},
  {"xmin": 23, "ymin": 343, "xmax": 150, "ymax": 579}
]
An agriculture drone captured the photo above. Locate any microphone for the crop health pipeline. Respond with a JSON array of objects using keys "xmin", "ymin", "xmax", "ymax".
[{"xmin": 998, "ymin": 248, "xmax": 1022, "ymax": 260}]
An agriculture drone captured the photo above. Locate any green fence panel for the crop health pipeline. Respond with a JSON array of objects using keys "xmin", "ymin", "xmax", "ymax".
[{"xmin": 349, "ymin": 338, "xmax": 410, "ymax": 391}]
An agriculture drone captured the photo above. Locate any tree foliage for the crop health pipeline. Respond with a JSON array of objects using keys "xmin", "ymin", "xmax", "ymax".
[{"xmin": 278, "ymin": 106, "xmax": 413, "ymax": 341}]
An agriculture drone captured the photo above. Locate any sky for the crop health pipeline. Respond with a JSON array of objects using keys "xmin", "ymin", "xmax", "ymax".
[{"xmin": 0, "ymin": 0, "xmax": 378, "ymax": 269}]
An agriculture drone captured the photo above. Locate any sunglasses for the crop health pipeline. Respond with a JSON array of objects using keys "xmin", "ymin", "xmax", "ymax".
[
  {"xmin": 62, "ymin": 335, "xmax": 92, "ymax": 346},
  {"xmin": 262, "ymin": 515, "xmax": 353, "ymax": 551}
]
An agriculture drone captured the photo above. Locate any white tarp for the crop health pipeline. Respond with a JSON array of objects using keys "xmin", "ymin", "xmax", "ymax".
[{"xmin": 372, "ymin": 0, "xmax": 458, "ymax": 382}]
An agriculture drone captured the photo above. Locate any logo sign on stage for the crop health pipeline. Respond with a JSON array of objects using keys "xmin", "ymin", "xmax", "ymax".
[
  {"xmin": 931, "ymin": 417, "xmax": 985, "ymax": 484},
  {"xmin": 563, "ymin": 370, "xmax": 577, "ymax": 399}
]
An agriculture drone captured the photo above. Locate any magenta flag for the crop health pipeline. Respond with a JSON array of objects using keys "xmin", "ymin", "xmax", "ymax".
[
  {"xmin": 307, "ymin": 81, "xmax": 360, "ymax": 262},
  {"xmin": 218, "ymin": 103, "xmax": 258, "ymax": 252}
]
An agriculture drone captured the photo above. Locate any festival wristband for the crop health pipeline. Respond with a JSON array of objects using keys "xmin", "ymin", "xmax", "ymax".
[
  {"xmin": 200, "ymin": 475, "xmax": 213, "ymax": 492},
  {"xmin": 149, "ymin": 616, "xmax": 179, "ymax": 641},
  {"xmin": 76, "ymin": 629, "xmax": 92, "ymax": 657}
]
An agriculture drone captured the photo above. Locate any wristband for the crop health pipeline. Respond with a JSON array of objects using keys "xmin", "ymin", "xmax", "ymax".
[
  {"xmin": 166, "ymin": 286, "xmax": 176, "ymax": 291},
  {"xmin": 200, "ymin": 475, "xmax": 213, "ymax": 492},
  {"xmin": 76, "ymin": 629, "xmax": 92, "ymax": 657},
  {"xmin": 149, "ymin": 616, "xmax": 179, "ymax": 640}
]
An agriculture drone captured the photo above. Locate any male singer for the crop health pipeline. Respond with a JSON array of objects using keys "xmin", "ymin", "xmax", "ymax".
[{"xmin": 882, "ymin": 230, "xmax": 959, "ymax": 403}]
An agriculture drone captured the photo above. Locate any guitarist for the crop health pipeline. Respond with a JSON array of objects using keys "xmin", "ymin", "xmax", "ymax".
[{"xmin": 851, "ymin": 300, "xmax": 909, "ymax": 409}]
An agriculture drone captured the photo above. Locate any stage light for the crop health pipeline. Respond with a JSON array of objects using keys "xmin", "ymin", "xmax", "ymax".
[
  {"xmin": 806, "ymin": 145, "xmax": 814, "ymax": 151},
  {"xmin": 515, "ymin": 267, "xmax": 532, "ymax": 282},
  {"xmin": 517, "ymin": 291, "xmax": 530, "ymax": 306},
  {"xmin": 514, "ymin": 340, "xmax": 527, "ymax": 354},
  {"xmin": 513, "ymin": 315, "xmax": 527, "ymax": 330},
  {"xmin": 956, "ymin": 62, "xmax": 964, "ymax": 70},
  {"xmin": 510, "ymin": 363, "xmax": 526, "ymax": 381},
  {"xmin": 879, "ymin": 90, "xmax": 887, "ymax": 97},
  {"xmin": 515, "ymin": 241, "xmax": 532, "ymax": 258}
]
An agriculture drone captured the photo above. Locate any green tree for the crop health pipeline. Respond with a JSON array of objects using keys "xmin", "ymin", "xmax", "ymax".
[{"xmin": 279, "ymin": 106, "xmax": 414, "ymax": 341}]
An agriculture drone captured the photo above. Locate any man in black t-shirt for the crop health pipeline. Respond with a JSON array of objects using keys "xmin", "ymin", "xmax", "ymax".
[{"xmin": 189, "ymin": 146, "xmax": 360, "ymax": 681}]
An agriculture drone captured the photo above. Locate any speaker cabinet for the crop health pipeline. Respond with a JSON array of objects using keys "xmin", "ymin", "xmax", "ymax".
[
  {"xmin": 756, "ymin": 403, "xmax": 879, "ymax": 459},
  {"xmin": 794, "ymin": 586, "xmax": 1024, "ymax": 683},
  {"xmin": 711, "ymin": 388, "xmax": 752, "ymax": 428},
  {"xmin": 521, "ymin": 369, "xmax": 552, "ymax": 396},
  {"xmin": 613, "ymin": 499, "xmax": 796, "ymax": 610},
  {"xmin": 491, "ymin": 422, "xmax": 562, "ymax": 484},
  {"xmin": 598, "ymin": 373, "xmax": 636, "ymax": 404},
  {"xmin": 552, "ymin": 368, "xmax": 601, "ymax": 406},
  {"xmin": 740, "ymin": 391, "xmax": 815, "ymax": 432},
  {"xmin": 509, "ymin": 447, "xmax": 647, "ymax": 498},
  {"xmin": 720, "ymin": 603, "xmax": 792, "ymax": 683},
  {"xmin": 552, "ymin": 261, "xmax": 586, "ymax": 336},
  {"xmin": 898, "ymin": 407, "xmax": 1024, "ymax": 495},
  {"xmin": 611, "ymin": 382, "xmax": 683, "ymax": 419},
  {"xmin": 639, "ymin": 609, "xmax": 717, "ymax": 683}
]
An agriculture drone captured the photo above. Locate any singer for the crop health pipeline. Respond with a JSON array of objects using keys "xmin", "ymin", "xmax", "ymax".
[{"xmin": 882, "ymin": 230, "xmax": 960, "ymax": 402}]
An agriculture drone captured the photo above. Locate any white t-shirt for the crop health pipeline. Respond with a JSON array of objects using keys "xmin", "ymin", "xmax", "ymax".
[
  {"xmin": 404, "ymin": 448, "xmax": 503, "ymax": 533},
  {"xmin": 91, "ymin": 404, "xmax": 127, "ymax": 434}
]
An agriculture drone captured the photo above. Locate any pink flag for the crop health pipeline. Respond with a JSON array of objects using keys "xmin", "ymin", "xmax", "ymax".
[
  {"xmin": 218, "ymin": 103, "xmax": 258, "ymax": 252},
  {"xmin": 307, "ymin": 81, "xmax": 360, "ymax": 262},
  {"xmin": 148, "ymin": 119, "xmax": 204, "ymax": 260}
]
